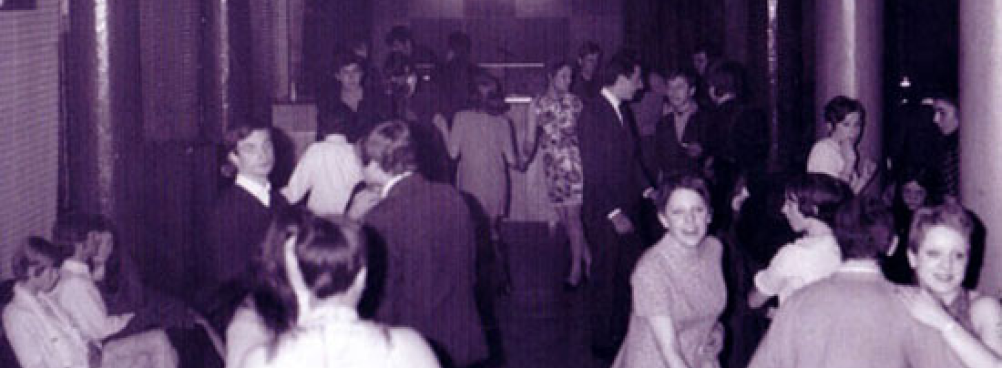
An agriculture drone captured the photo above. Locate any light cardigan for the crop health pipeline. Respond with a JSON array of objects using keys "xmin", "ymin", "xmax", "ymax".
[
  {"xmin": 3, "ymin": 283, "xmax": 91, "ymax": 368},
  {"xmin": 51, "ymin": 259, "xmax": 131, "ymax": 342},
  {"xmin": 806, "ymin": 137, "xmax": 866, "ymax": 192}
]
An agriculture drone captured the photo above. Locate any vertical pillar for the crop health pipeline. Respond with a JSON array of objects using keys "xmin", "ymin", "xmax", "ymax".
[
  {"xmin": 960, "ymin": 0, "xmax": 1002, "ymax": 296},
  {"xmin": 65, "ymin": 0, "xmax": 144, "ymax": 251},
  {"xmin": 202, "ymin": 0, "xmax": 252, "ymax": 139},
  {"xmin": 815, "ymin": 0, "xmax": 883, "ymax": 162}
]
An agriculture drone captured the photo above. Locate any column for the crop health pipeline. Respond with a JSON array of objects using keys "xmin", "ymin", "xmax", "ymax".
[
  {"xmin": 202, "ymin": 0, "xmax": 253, "ymax": 138},
  {"xmin": 65, "ymin": 0, "xmax": 144, "ymax": 250},
  {"xmin": 815, "ymin": 0, "xmax": 883, "ymax": 162},
  {"xmin": 959, "ymin": 0, "xmax": 1002, "ymax": 296}
]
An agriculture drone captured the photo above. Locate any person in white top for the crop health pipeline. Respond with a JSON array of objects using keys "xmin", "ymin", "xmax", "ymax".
[
  {"xmin": 4, "ymin": 237, "xmax": 177, "ymax": 368},
  {"xmin": 806, "ymin": 96, "xmax": 877, "ymax": 194},
  {"xmin": 49, "ymin": 215, "xmax": 178, "ymax": 368},
  {"xmin": 749, "ymin": 173, "xmax": 852, "ymax": 308},
  {"xmin": 230, "ymin": 210, "xmax": 439, "ymax": 368},
  {"xmin": 282, "ymin": 121, "xmax": 363, "ymax": 216}
]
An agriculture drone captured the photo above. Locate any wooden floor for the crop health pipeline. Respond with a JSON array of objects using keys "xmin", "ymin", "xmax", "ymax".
[{"xmin": 489, "ymin": 221, "xmax": 607, "ymax": 368}]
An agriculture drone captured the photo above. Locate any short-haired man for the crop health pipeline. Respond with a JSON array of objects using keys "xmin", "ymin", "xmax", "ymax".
[
  {"xmin": 572, "ymin": 41, "xmax": 603, "ymax": 100},
  {"xmin": 359, "ymin": 121, "xmax": 488, "ymax": 366},
  {"xmin": 748, "ymin": 200, "xmax": 964, "ymax": 368},
  {"xmin": 930, "ymin": 96, "xmax": 960, "ymax": 203},
  {"xmin": 577, "ymin": 52, "xmax": 655, "ymax": 358},
  {"xmin": 703, "ymin": 61, "xmax": 768, "ymax": 225},
  {"xmin": 383, "ymin": 25, "xmax": 437, "ymax": 66},
  {"xmin": 655, "ymin": 68, "xmax": 710, "ymax": 179}
]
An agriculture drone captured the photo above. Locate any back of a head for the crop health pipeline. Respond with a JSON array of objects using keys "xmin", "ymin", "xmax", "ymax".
[
  {"xmin": 52, "ymin": 212, "xmax": 110, "ymax": 246},
  {"xmin": 706, "ymin": 61, "xmax": 744, "ymax": 98},
  {"xmin": 600, "ymin": 52, "xmax": 639, "ymax": 88},
  {"xmin": 385, "ymin": 26, "xmax": 412, "ymax": 47},
  {"xmin": 834, "ymin": 198, "xmax": 895, "ymax": 260},
  {"xmin": 469, "ymin": 72, "xmax": 508, "ymax": 116},
  {"xmin": 294, "ymin": 216, "xmax": 368, "ymax": 300},
  {"xmin": 786, "ymin": 173, "xmax": 853, "ymax": 226},
  {"xmin": 252, "ymin": 209, "xmax": 369, "ymax": 336},
  {"xmin": 360, "ymin": 120, "xmax": 417, "ymax": 176},
  {"xmin": 447, "ymin": 31, "xmax": 472, "ymax": 59}
]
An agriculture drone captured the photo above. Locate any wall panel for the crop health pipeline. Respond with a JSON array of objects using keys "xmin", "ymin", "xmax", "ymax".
[{"xmin": 0, "ymin": 0, "xmax": 60, "ymax": 277}]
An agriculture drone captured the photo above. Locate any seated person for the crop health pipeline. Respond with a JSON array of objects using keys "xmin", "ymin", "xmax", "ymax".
[
  {"xmin": 227, "ymin": 210, "xmax": 439, "ymax": 368},
  {"xmin": 4, "ymin": 236, "xmax": 177, "ymax": 368},
  {"xmin": 53, "ymin": 213, "xmax": 223, "ymax": 365},
  {"xmin": 51, "ymin": 213, "xmax": 133, "ymax": 340}
]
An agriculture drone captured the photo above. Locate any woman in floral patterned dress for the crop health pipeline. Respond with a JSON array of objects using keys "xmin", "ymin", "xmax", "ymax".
[{"xmin": 525, "ymin": 59, "xmax": 591, "ymax": 288}]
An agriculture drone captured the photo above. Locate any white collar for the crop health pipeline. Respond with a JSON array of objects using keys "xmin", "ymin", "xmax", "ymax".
[
  {"xmin": 601, "ymin": 87, "xmax": 621, "ymax": 107},
  {"xmin": 323, "ymin": 134, "xmax": 349, "ymax": 144},
  {"xmin": 838, "ymin": 259, "xmax": 882, "ymax": 275},
  {"xmin": 601, "ymin": 88, "xmax": 625, "ymax": 125},
  {"xmin": 61, "ymin": 259, "xmax": 91, "ymax": 277},
  {"xmin": 299, "ymin": 303, "xmax": 360, "ymax": 328},
  {"xmin": 235, "ymin": 174, "xmax": 272, "ymax": 206},
  {"xmin": 381, "ymin": 172, "xmax": 413, "ymax": 198},
  {"xmin": 12, "ymin": 283, "xmax": 37, "ymax": 309}
]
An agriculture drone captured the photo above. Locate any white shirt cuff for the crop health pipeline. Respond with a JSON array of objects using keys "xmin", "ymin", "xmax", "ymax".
[{"xmin": 607, "ymin": 208, "xmax": 623, "ymax": 220}]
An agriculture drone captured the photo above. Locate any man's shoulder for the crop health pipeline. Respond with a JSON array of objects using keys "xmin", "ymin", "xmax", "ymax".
[
  {"xmin": 785, "ymin": 274, "xmax": 898, "ymax": 310},
  {"xmin": 52, "ymin": 272, "xmax": 97, "ymax": 295}
]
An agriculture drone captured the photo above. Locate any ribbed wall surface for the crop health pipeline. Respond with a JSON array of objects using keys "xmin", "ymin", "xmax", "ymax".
[
  {"xmin": 0, "ymin": 0, "xmax": 60, "ymax": 277},
  {"xmin": 140, "ymin": 0, "xmax": 201, "ymax": 142}
]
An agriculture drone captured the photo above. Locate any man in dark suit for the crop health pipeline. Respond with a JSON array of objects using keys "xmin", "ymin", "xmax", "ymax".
[
  {"xmin": 359, "ymin": 121, "xmax": 488, "ymax": 367},
  {"xmin": 577, "ymin": 52, "xmax": 654, "ymax": 358},
  {"xmin": 703, "ymin": 61, "xmax": 769, "ymax": 230},
  {"xmin": 202, "ymin": 125, "xmax": 289, "ymax": 330}
]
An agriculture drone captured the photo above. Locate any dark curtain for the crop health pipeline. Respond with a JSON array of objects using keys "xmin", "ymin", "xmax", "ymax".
[
  {"xmin": 623, "ymin": 0, "xmax": 724, "ymax": 72},
  {"xmin": 301, "ymin": 0, "xmax": 372, "ymax": 101}
]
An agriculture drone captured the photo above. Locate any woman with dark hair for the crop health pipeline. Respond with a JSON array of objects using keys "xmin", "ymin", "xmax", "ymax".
[
  {"xmin": 749, "ymin": 173, "xmax": 852, "ymax": 308},
  {"xmin": 445, "ymin": 71, "xmax": 519, "ymax": 223},
  {"xmin": 523, "ymin": 59, "xmax": 591, "ymax": 288},
  {"xmin": 897, "ymin": 204, "xmax": 1002, "ymax": 368},
  {"xmin": 229, "ymin": 211, "xmax": 439, "ymax": 368},
  {"xmin": 883, "ymin": 169, "xmax": 936, "ymax": 284},
  {"xmin": 807, "ymin": 96, "xmax": 877, "ymax": 193},
  {"xmin": 612, "ymin": 174, "xmax": 726, "ymax": 368}
]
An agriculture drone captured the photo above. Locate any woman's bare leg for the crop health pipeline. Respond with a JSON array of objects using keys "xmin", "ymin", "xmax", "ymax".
[{"xmin": 558, "ymin": 204, "xmax": 590, "ymax": 285}]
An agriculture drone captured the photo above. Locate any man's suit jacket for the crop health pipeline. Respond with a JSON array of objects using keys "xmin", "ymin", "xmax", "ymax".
[
  {"xmin": 655, "ymin": 110, "xmax": 711, "ymax": 178},
  {"xmin": 363, "ymin": 174, "xmax": 487, "ymax": 366},
  {"xmin": 577, "ymin": 94, "xmax": 652, "ymax": 222},
  {"xmin": 205, "ymin": 185, "xmax": 288, "ymax": 288}
]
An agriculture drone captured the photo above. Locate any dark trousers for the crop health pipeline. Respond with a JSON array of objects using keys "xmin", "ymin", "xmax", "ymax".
[{"xmin": 584, "ymin": 214, "xmax": 646, "ymax": 351}]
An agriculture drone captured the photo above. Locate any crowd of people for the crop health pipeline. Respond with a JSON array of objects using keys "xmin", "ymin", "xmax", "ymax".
[{"xmin": 2, "ymin": 24, "xmax": 988, "ymax": 368}]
